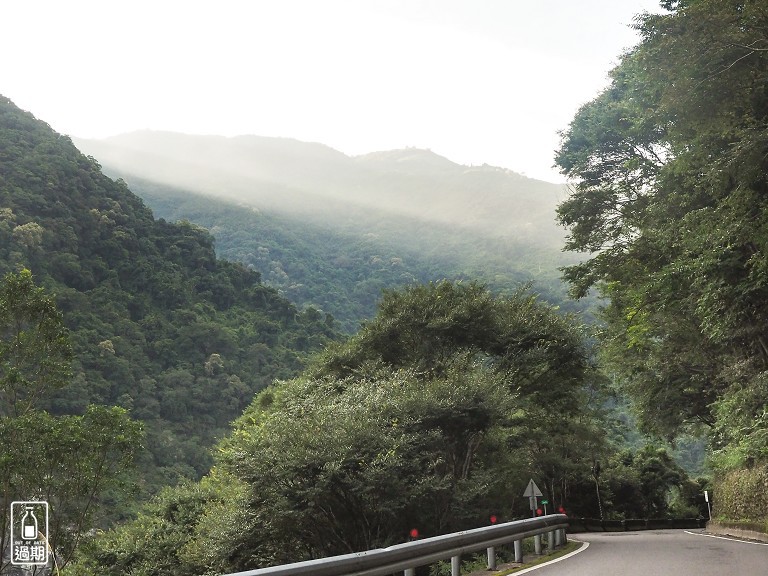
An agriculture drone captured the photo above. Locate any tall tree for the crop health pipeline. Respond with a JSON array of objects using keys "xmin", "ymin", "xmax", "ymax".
[
  {"xmin": 0, "ymin": 268, "xmax": 72, "ymax": 416},
  {"xmin": 555, "ymin": 0, "xmax": 768, "ymax": 452},
  {"xmin": 0, "ymin": 270, "xmax": 142, "ymax": 573}
]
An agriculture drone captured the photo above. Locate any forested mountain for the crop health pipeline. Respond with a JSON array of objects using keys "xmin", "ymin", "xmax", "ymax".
[
  {"xmin": 0, "ymin": 91, "xmax": 713, "ymax": 575},
  {"xmin": 0, "ymin": 96, "xmax": 339, "ymax": 493},
  {"xmin": 74, "ymin": 132, "xmax": 582, "ymax": 331}
]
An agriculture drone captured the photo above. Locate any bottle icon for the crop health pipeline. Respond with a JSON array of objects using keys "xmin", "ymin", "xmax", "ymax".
[{"xmin": 21, "ymin": 506, "xmax": 38, "ymax": 540}]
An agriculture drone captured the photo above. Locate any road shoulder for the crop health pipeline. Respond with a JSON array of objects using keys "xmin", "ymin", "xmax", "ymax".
[{"xmin": 465, "ymin": 540, "xmax": 588, "ymax": 575}]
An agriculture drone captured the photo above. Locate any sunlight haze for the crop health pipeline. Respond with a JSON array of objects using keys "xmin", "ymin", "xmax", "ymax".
[{"xmin": 3, "ymin": 0, "xmax": 662, "ymax": 182}]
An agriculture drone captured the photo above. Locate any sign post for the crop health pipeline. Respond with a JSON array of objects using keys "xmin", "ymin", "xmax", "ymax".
[
  {"xmin": 704, "ymin": 490, "xmax": 712, "ymax": 521},
  {"xmin": 522, "ymin": 479, "xmax": 543, "ymax": 517},
  {"xmin": 523, "ymin": 479, "xmax": 545, "ymax": 554}
]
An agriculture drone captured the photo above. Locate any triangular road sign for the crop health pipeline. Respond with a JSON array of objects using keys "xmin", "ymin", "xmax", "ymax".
[{"xmin": 522, "ymin": 478, "xmax": 543, "ymax": 498}]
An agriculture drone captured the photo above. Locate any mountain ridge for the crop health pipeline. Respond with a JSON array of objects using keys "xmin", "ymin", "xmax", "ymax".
[
  {"xmin": 74, "ymin": 129, "xmax": 584, "ymax": 332},
  {"xmin": 74, "ymin": 131, "xmax": 567, "ymax": 248}
]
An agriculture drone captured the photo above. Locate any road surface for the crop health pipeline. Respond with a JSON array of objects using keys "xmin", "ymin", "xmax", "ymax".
[{"xmin": 526, "ymin": 529, "xmax": 768, "ymax": 575}]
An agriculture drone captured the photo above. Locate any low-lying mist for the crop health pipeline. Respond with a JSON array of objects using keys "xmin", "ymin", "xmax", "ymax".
[
  {"xmin": 74, "ymin": 131, "xmax": 569, "ymax": 249},
  {"xmin": 74, "ymin": 131, "xmax": 584, "ymax": 330}
]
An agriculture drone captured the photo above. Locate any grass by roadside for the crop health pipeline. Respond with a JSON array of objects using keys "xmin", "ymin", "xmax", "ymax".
[{"xmin": 464, "ymin": 541, "xmax": 583, "ymax": 576}]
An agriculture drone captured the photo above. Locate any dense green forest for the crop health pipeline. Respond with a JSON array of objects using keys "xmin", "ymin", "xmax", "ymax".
[
  {"xmin": 555, "ymin": 0, "xmax": 768, "ymax": 529},
  {"xmin": 0, "ymin": 95, "xmax": 339, "ymax": 501},
  {"xmin": 7, "ymin": 0, "xmax": 768, "ymax": 571},
  {"xmin": 123, "ymin": 177, "xmax": 583, "ymax": 333},
  {"xmin": 73, "ymin": 282, "xmax": 703, "ymax": 575}
]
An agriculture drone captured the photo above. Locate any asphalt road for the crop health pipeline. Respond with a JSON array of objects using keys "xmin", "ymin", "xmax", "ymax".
[{"xmin": 524, "ymin": 529, "xmax": 768, "ymax": 575}]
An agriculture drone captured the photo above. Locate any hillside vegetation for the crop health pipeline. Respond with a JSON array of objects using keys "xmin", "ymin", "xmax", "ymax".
[
  {"xmin": 0, "ymin": 95, "xmax": 339, "ymax": 495},
  {"xmin": 75, "ymin": 132, "xmax": 583, "ymax": 331},
  {"xmin": 74, "ymin": 282, "xmax": 704, "ymax": 575},
  {"xmin": 0, "ymin": 92, "xmax": 713, "ymax": 574}
]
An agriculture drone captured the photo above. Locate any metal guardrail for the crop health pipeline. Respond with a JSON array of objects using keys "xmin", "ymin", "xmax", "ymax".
[
  {"xmin": 223, "ymin": 514, "xmax": 569, "ymax": 576},
  {"xmin": 568, "ymin": 517, "xmax": 707, "ymax": 532}
]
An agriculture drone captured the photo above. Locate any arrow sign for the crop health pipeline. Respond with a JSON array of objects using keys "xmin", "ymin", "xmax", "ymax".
[
  {"xmin": 523, "ymin": 479, "xmax": 543, "ymax": 514},
  {"xmin": 523, "ymin": 479, "xmax": 543, "ymax": 498}
]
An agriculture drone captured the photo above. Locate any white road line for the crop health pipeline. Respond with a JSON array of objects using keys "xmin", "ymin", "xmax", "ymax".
[
  {"xmin": 684, "ymin": 530, "xmax": 768, "ymax": 546},
  {"xmin": 512, "ymin": 540, "xmax": 590, "ymax": 574}
]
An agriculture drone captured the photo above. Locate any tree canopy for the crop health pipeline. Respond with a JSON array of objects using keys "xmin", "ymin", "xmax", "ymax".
[
  {"xmin": 75, "ymin": 282, "xmax": 627, "ymax": 574},
  {"xmin": 0, "ymin": 269, "xmax": 142, "ymax": 572},
  {"xmin": 0, "ymin": 268, "xmax": 72, "ymax": 416},
  {"xmin": 555, "ymin": 0, "xmax": 768, "ymax": 467}
]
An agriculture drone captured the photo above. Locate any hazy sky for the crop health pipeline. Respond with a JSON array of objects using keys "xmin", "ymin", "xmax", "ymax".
[{"xmin": 3, "ymin": 0, "xmax": 662, "ymax": 182}]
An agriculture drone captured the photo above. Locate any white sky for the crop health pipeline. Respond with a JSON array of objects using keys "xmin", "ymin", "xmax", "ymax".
[{"xmin": 2, "ymin": 0, "xmax": 662, "ymax": 183}]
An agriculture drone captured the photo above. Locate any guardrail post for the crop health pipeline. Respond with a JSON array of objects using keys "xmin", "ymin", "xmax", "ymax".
[
  {"xmin": 561, "ymin": 528, "xmax": 567, "ymax": 544},
  {"xmin": 547, "ymin": 530, "xmax": 555, "ymax": 552},
  {"xmin": 451, "ymin": 554, "xmax": 460, "ymax": 576},
  {"xmin": 404, "ymin": 568, "xmax": 415, "ymax": 576},
  {"xmin": 487, "ymin": 546, "xmax": 496, "ymax": 570},
  {"xmin": 555, "ymin": 528, "xmax": 562, "ymax": 547},
  {"xmin": 534, "ymin": 534, "xmax": 542, "ymax": 555},
  {"xmin": 514, "ymin": 539, "xmax": 523, "ymax": 563}
]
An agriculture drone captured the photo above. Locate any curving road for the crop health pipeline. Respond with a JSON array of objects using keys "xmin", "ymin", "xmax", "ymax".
[{"xmin": 525, "ymin": 529, "xmax": 768, "ymax": 575}]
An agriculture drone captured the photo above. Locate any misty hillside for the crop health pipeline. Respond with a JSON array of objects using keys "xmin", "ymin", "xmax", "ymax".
[
  {"xmin": 75, "ymin": 131, "xmax": 568, "ymax": 245},
  {"xmin": 75, "ymin": 132, "xmax": 583, "ymax": 330}
]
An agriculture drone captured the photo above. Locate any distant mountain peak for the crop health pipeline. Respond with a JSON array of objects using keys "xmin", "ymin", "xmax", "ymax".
[
  {"xmin": 354, "ymin": 148, "xmax": 463, "ymax": 174},
  {"xmin": 101, "ymin": 130, "xmax": 349, "ymax": 160}
]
